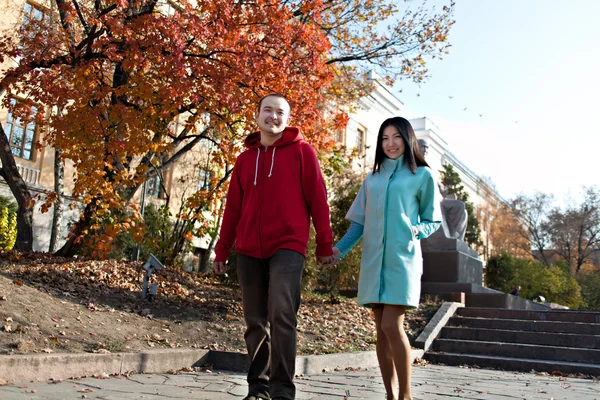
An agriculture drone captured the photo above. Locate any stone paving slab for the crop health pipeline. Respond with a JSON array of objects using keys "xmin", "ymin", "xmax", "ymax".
[{"xmin": 0, "ymin": 364, "xmax": 598, "ymax": 399}]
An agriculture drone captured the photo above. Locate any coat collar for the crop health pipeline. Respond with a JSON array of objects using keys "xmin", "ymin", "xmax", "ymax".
[{"xmin": 381, "ymin": 155, "xmax": 405, "ymax": 172}]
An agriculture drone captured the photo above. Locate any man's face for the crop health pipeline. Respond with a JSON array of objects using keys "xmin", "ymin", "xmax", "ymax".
[{"xmin": 256, "ymin": 96, "xmax": 290, "ymax": 136}]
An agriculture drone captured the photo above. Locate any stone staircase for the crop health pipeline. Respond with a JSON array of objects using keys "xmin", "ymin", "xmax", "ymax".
[
  {"xmin": 425, "ymin": 307, "xmax": 600, "ymax": 376},
  {"xmin": 421, "ymin": 282, "xmax": 553, "ymax": 310}
]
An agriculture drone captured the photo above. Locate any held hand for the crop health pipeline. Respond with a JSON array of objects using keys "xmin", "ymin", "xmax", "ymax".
[
  {"xmin": 213, "ymin": 261, "xmax": 227, "ymax": 275},
  {"xmin": 317, "ymin": 255, "xmax": 335, "ymax": 266},
  {"xmin": 332, "ymin": 247, "xmax": 341, "ymax": 263}
]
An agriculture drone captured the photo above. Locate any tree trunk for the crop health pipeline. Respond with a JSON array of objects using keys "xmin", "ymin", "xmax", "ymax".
[
  {"xmin": 49, "ymin": 149, "xmax": 64, "ymax": 252},
  {"xmin": 0, "ymin": 125, "xmax": 34, "ymax": 251},
  {"xmin": 199, "ymin": 201, "xmax": 224, "ymax": 273},
  {"xmin": 54, "ymin": 201, "xmax": 97, "ymax": 257},
  {"xmin": 54, "ymin": 176, "xmax": 145, "ymax": 257}
]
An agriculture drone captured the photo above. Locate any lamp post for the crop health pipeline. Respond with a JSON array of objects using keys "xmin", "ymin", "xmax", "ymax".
[
  {"xmin": 141, "ymin": 253, "xmax": 164, "ymax": 301},
  {"xmin": 132, "ymin": 179, "xmax": 148, "ymax": 262}
]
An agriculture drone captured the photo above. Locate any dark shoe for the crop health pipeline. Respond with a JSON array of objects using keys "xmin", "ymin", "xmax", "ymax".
[{"xmin": 243, "ymin": 396, "xmax": 270, "ymax": 400}]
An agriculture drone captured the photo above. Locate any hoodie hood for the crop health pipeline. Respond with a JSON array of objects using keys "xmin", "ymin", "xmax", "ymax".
[
  {"xmin": 244, "ymin": 126, "xmax": 303, "ymax": 149},
  {"xmin": 244, "ymin": 127, "xmax": 304, "ymax": 186}
]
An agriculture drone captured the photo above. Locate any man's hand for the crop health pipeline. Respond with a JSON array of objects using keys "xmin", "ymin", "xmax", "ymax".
[
  {"xmin": 213, "ymin": 261, "xmax": 227, "ymax": 275},
  {"xmin": 317, "ymin": 255, "xmax": 335, "ymax": 266}
]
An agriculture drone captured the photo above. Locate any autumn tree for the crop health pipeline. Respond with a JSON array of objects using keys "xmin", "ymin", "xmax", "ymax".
[
  {"xmin": 512, "ymin": 192, "xmax": 554, "ymax": 267},
  {"xmin": 0, "ymin": 0, "xmax": 454, "ymax": 259},
  {"xmin": 304, "ymin": 0, "xmax": 455, "ymax": 108},
  {"xmin": 439, "ymin": 163, "xmax": 481, "ymax": 247},
  {"xmin": 546, "ymin": 186, "xmax": 600, "ymax": 274},
  {"xmin": 0, "ymin": 0, "xmax": 340, "ymax": 257},
  {"xmin": 488, "ymin": 204, "xmax": 531, "ymax": 258},
  {"xmin": 476, "ymin": 177, "xmax": 530, "ymax": 259}
]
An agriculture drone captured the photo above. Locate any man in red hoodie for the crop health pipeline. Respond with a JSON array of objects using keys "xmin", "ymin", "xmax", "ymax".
[{"xmin": 213, "ymin": 94, "xmax": 335, "ymax": 400}]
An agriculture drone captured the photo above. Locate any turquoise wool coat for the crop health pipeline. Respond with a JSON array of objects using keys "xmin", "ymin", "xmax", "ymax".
[{"xmin": 346, "ymin": 156, "xmax": 442, "ymax": 308}]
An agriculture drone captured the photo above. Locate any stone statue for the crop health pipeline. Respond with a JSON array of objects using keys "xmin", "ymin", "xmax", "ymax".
[
  {"xmin": 421, "ymin": 184, "xmax": 481, "ymax": 287},
  {"xmin": 418, "ymin": 139, "xmax": 429, "ymax": 158},
  {"xmin": 439, "ymin": 192, "xmax": 468, "ymax": 241}
]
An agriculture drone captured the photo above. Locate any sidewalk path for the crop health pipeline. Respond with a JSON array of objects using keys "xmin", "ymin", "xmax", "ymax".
[{"xmin": 0, "ymin": 364, "xmax": 598, "ymax": 399}]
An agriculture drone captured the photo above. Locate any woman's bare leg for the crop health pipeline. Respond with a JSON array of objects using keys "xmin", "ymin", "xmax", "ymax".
[
  {"xmin": 373, "ymin": 307, "xmax": 398, "ymax": 400},
  {"xmin": 380, "ymin": 305, "xmax": 412, "ymax": 400}
]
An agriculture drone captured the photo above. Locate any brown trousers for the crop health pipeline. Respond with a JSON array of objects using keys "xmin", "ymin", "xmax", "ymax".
[{"xmin": 237, "ymin": 249, "xmax": 305, "ymax": 400}]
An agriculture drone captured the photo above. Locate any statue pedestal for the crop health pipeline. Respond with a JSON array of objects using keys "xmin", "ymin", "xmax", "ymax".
[{"xmin": 421, "ymin": 228, "xmax": 483, "ymax": 285}]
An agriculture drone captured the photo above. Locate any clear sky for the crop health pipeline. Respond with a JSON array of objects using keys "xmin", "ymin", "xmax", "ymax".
[{"xmin": 396, "ymin": 0, "xmax": 600, "ymax": 201}]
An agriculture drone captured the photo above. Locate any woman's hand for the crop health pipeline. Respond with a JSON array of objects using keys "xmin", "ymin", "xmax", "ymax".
[{"xmin": 332, "ymin": 247, "xmax": 341, "ymax": 263}]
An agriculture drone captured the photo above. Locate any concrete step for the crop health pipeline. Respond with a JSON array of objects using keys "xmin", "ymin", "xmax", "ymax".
[
  {"xmin": 425, "ymin": 351, "xmax": 600, "ymax": 376},
  {"xmin": 448, "ymin": 316, "xmax": 600, "ymax": 335},
  {"xmin": 457, "ymin": 307, "xmax": 600, "ymax": 323},
  {"xmin": 421, "ymin": 282, "xmax": 500, "ymax": 294},
  {"xmin": 464, "ymin": 294, "xmax": 551, "ymax": 310},
  {"xmin": 432, "ymin": 339, "xmax": 600, "ymax": 364},
  {"xmin": 440, "ymin": 326, "xmax": 600, "ymax": 349}
]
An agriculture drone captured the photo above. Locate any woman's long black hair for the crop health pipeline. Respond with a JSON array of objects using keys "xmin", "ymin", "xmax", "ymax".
[{"xmin": 373, "ymin": 117, "xmax": 429, "ymax": 174}]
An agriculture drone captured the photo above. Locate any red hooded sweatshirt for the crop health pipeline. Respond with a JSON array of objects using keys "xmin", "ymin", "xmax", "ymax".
[{"xmin": 215, "ymin": 127, "xmax": 333, "ymax": 261}]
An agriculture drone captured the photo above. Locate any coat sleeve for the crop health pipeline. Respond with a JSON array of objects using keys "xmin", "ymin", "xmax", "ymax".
[
  {"xmin": 335, "ymin": 221, "xmax": 364, "ymax": 259},
  {"xmin": 300, "ymin": 143, "xmax": 333, "ymax": 257},
  {"xmin": 415, "ymin": 169, "xmax": 443, "ymax": 240},
  {"xmin": 214, "ymin": 157, "xmax": 244, "ymax": 262}
]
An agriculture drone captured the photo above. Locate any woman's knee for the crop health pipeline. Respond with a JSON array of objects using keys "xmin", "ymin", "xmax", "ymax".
[
  {"xmin": 379, "ymin": 316, "xmax": 403, "ymax": 338},
  {"xmin": 379, "ymin": 305, "xmax": 406, "ymax": 338}
]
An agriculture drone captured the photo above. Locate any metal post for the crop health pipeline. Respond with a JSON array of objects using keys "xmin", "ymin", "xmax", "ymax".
[{"xmin": 134, "ymin": 180, "xmax": 148, "ymax": 262}]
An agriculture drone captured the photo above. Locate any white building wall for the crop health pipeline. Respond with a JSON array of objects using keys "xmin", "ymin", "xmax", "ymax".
[
  {"xmin": 345, "ymin": 71, "xmax": 404, "ymax": 174},
  {"xmin": 343, "ymin": 76, "xmax": 502, "ymax": 209},
  {"xmin": 410, "ymin": 117, "xmax": 490, "ymax": 207}
]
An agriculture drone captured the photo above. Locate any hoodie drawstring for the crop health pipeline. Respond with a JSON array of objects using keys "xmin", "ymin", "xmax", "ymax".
[
  {"xmin": 254, "ymin": 148, "xmax": 260, "ymax": 186},
  {"xmin": 254, "ymin": 146, "xmax": 277, "ymax": 185},
  {"xmin": 268, "ymin": 147, "xmax": 276, "ymax": 177}
]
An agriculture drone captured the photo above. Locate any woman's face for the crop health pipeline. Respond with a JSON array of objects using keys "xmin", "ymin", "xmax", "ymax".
[{"xmin": 381, "ymin": 125, "xmax": 405, "ymax": 160}]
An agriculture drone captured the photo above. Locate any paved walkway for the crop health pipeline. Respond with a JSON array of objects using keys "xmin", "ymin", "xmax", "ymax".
[{"xmin": 0, "ymin": 364, "xmax": 598, "ymax": 399}]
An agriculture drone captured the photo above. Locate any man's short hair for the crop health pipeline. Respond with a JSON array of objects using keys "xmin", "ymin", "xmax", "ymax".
[{"xmin": 257, "ymin": 93, "xmax": 289, "ymax": 112}]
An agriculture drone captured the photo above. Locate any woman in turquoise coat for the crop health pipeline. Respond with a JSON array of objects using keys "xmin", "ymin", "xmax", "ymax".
[{"xmin": 333, "ymin": 117, "xmax": 442, "ymax": 400}]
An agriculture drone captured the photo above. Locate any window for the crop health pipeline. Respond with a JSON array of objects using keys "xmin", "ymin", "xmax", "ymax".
[
  {"xmin": 20, "ymin": 2, "xmax": 48, "ymax": 52},
  {"xmin": 23, "ymin": 2, "xmax": 46, "ymax": 25},
  {"xmin": 4, "ymin": 98, "xmax": 37, "ymax": 160},
  {"xmin": 195, "ymin": 168, "xmax": 211, "ymax": 192},
  {"xmin": 146, "ymin": 175, "xmax": 162, "ymax": 199},
  {"xmin": 356, "ymin": 127, "xmax": 365, "ymax": 156},
  {"xmin": 157, "ymin": 0, "xmax": 180, "ymax": 16},
  {"xmin": 334, "ymin": 128, "xmax": 345, "ymax": 145}
]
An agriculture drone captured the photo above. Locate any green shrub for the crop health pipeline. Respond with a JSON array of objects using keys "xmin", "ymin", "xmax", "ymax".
[
  {"xmin": 486, "ymin": 252, "xmax": 583, "ymax": 309},
  {"xmin": 577, "ymin": 271, "xmax": 600, "ymax": 311},
  {"xmin": 485, "ymin": 252, "xmax": 517, "ymax": 293},
  {"xmin": 0, "ymin": 195, "xmax": 17, "ymax": 215},
  {"xmin": 110, "ymin": 203, "xmax": 181, "ymax": 265},
  {"xmin": 0, "ymin": 207, "xmax": 17, "ymax": 251},
  {"xmin": 302, "ymin": 169, "xmax": 363, "ymax": 294}
]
